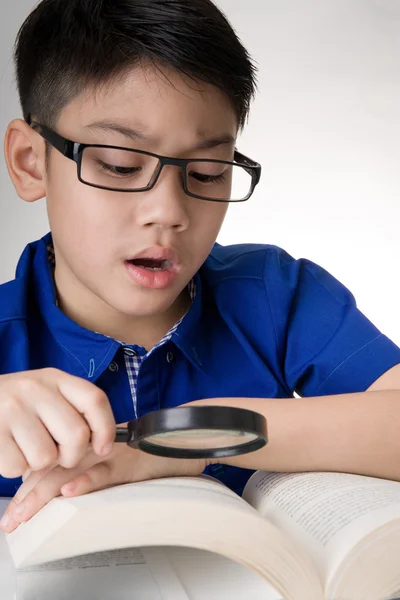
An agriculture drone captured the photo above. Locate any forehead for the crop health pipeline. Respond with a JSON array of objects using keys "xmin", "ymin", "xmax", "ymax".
[{"xmin": 58, "ymin": 65, "xmax": 238, "ymax": 153}]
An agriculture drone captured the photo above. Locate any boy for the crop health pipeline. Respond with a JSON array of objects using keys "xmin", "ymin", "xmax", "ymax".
[{"xmin": 1, "ymin": 0, "xmax": 400, "ymax": 534}]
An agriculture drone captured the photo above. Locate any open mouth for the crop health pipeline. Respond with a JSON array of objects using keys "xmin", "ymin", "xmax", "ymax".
[{"xmin": 127, "ymin": 258, "xmax": 173, "ymax": 272}]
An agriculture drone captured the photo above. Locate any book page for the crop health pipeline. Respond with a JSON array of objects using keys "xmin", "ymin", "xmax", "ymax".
[
  {"xmin": 15, "ymin": 545, "xmax": 285, "ymax": 600},
  {"xmin": 243, "ymin": 471, "xmax": 400, "ymax": 585},
  {"xmin": 16, "ymin": 547, "xmax": 188, "ymax": 600},
  {"xmin": 162, "ymin": 546, "xmax": 284, "ymax": 600},
  {"xmin": 1, "ymin": 496, "xmax": 282, "ymax": 600},
  {"xmin": 6, "ymin": 477, "xmax": 325, "ymax": 600},
  {"xmin": 7, "ymin": 477, "xmax": 255, "ymax": 567}
]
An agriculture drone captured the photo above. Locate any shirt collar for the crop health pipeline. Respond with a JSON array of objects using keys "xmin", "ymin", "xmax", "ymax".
[
  {"xmin": 171, "ymin": 270, "xmax": 207, "ymax": 372},
  {"xmin": 31, "ymin": 234, "xmax": 119, "ymax": 379},
  {"xmin": 28, "ymin": 233, "xmax": 206, "ymax": 378}
]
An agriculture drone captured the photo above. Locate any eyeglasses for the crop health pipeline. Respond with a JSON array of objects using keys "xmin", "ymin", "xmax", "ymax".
[{"xmin": 28, "ymin": 119, "xmax": 261, "ymax": 203}]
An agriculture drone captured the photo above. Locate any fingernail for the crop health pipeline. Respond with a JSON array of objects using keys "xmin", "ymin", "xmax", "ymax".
[
  {"xmin": 101, "ymin": 443, "xmax": 113, "ymax": 456},
  {"xmin": 0, "ymin": 514, "xmax": 18, "ymax": 532}
]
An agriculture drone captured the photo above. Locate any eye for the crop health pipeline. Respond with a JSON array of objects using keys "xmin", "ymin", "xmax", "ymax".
[
  {"xmin": 190, "ymin": 171, "xmax": 226, "ymax": 184},
  {"xmin": 97, "ymin": 161, "xmax": 142, "ymax": 177}
]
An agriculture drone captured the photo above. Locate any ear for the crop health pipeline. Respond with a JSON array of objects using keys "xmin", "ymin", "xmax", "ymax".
[{"xmin": 4, "ymin": 119, "xmax": 47, "ymax": 203}]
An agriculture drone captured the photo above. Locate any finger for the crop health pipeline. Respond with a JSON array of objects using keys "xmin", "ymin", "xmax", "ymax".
[
  {"xmin": 56, "ymin": 373, "xmax": 116, "ymax": 456},
  {"xmin": 0, "ymin": 513, "xmax": 20, "ymax": 534},
  {"xmin": 8, "ymin": 380, "xmax": 89, "ymax": 471},
  {"xmin": 5, "ymin": 449, "xmax": 103, "ymax": 530},
  {"xmin": 4, "ymin": 463, "xmax": 85, "ymax": 532},
  {"xmin": 33, "ymin": 387, "xmax": 91, "ymax": 469},
  {"xmin": 0, "ymin": 434, "xmax": 29, "ymax": 479},
  {"xmin": 11, "ymin": 404, "xmax": 59, "ymax": 472},
  {"xmin": 14, "ymin": 464, "xmax": 56, "ymax": 503},
  {"xmin": 22, "ymin": 468, "xmax": 31, "ymax": 482},
  {"xmin": 61, "ymin": 462, "xmax": 114, "ymax": 497}
]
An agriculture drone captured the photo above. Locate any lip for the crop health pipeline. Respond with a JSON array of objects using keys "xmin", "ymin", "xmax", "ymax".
[{"xmin": 123, "ymin": 246, "xmax": 181, "ymax": 290}]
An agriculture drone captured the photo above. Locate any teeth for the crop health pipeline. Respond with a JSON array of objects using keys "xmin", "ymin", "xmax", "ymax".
[{"xmin": 143, "ymin": 261, "xmax": 171, "ymax": 271}]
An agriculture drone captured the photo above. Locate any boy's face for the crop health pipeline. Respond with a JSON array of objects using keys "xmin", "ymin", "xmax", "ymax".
[{"xmin": 38, "ymin": 66, "xmax": 237, "ymax": 325}]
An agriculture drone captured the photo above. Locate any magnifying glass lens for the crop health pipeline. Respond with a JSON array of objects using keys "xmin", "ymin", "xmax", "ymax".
[
  {"xmin": 115, "ymin": 406, "xmax": 268, "ymax": 459},
  {"xmin": 144, "ymin": 429, "xmax": 258, "ymax": 450}
]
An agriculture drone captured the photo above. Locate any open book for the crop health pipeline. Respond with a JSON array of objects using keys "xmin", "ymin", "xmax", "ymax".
[{"xmin": 3, "ymin": 470, "xmax": 400, "ymax": 600}]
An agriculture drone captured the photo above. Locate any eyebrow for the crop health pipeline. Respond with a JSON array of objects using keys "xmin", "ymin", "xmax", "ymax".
[{"xmin": 83, "ymin": 120, "xmax": 236, "ymax": 151}]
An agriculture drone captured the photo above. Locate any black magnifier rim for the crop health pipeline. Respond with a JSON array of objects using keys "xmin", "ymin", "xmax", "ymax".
[{"xmin": 115, "ymin": 405, "xmax": 268, "ymax": 459}]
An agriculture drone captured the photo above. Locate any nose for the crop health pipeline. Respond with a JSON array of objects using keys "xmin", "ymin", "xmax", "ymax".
[{"xmin": 135, "ymin": 164, "xmax": 190, "ymax": 233}]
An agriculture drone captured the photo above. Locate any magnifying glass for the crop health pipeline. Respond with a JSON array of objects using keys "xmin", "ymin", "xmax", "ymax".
[{"xmin": 115, "ymin": 405, "xmax": 267, "ymax": 459}]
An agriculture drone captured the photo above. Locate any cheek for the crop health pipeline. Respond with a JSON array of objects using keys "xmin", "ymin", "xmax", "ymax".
[
  {"xmin": 44, "ymin": 168, "xmax": 138, "ymax": 285},
  {"xmin": 189, "ymin": 203, "xmax": 228, "ymax": 253},
  {"xmin": 45, "ymin": 161, "xmax": 128, "ymax": 249},
  {"xmin": 195, "ymin": 203, "xmax": 228, "ymax": 234}
]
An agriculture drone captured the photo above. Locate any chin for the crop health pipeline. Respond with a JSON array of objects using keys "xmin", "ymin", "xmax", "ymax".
[{"xmin": 107, "ymin": 294, "xmax": 174, "ymax": 318}]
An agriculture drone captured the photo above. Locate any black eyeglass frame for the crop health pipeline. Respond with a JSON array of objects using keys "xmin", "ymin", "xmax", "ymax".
[{"xmin": 28, "ymin": 119, "xmax": 262, "ymax": 203}]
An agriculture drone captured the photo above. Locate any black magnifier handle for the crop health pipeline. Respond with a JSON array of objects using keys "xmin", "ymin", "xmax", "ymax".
[{"xmin": 115, "ymin": 426, "xmax": 131, "ymax": 443}]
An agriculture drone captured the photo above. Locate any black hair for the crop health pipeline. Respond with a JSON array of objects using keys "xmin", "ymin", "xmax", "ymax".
[{"xmin": 14, "ymin": 0, "xmax": 257, "ymax": 133}]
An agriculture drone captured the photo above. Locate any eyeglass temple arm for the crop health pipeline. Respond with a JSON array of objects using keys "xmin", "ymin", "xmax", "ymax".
[
  {"xmin": 27, "ymin": 115, "xmax": 75, "ymax": 158},
  {"xmin": 234, "ymin": 150, "xmax": 262, "ymax": 184}
]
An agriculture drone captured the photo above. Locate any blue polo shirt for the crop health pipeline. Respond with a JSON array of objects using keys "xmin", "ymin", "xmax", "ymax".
[{"xmin": 1, "ymin": 233, "xmax": 400, "ymax": 498}]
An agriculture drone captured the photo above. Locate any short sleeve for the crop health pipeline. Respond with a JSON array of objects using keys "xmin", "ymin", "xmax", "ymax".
[{"xmin": 264, "ymin": 250, "xmax": 400, "ymax": 396}]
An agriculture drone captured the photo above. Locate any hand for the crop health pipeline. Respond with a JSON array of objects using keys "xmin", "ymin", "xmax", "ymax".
[
  {"xmin": 0, "ymin": 369, "xmax": 116, "ymax": 479},
  {"xmin": 0, "ymin": 442, "xmax": 207, "ymax": 533}
]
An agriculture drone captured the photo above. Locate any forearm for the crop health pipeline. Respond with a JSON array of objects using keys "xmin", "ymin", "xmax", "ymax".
[{"xmin": 191, "ymin": 391, "xmax": 400, "ymax": 481}]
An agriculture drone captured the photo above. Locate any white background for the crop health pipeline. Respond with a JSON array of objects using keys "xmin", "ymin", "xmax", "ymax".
[{"xmin": 1, "ymin": 0, "xmax": 399, "ymax": 344}]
